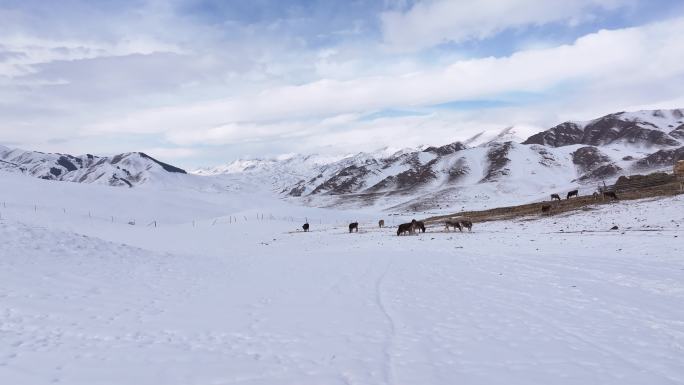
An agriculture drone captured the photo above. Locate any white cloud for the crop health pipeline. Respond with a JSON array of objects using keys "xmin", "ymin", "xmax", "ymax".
[
  {"xmin": 86, "ymin": 17, "xmax": 684, "ymax": 149},
  {"xmin": 0, "ymin": 35, "xmax": 181, "ymax": 78},
  {"xmin": 380, "ymin": 0, "xmax": 634, "ymax": 52}
]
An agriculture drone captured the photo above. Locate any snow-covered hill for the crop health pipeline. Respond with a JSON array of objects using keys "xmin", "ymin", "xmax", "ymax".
[
  {"xmin": 0, "ymin": 146, "xmax": 187, "ymax": 188},
  {"xmin": 1, "ymin": 169, "xmax": 682, "ymax": 384},
  {"xmin": 200, "ymin": 109, "xmax": 684, "ymax": 212}
]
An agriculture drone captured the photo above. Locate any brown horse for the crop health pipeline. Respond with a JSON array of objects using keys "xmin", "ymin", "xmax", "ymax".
[
  {"xmin": 378, "ymin": 219, "xmax": 385, "ymax": 228},
  {"xmin": 541, "ymin": 204, "xmax": 551, "ymax": 213}
]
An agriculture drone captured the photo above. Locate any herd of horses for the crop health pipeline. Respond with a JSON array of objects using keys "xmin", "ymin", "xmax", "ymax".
[
  {"xmin": 301, "ymin": 218, "xmax": 473, "ymax": 236},
  {"xmin": 301, "ymin": 189, "xmax": 619, "ymax": 234},
  {"xmin": 542, "ymin": 189, "xmax": 619, "ymax": 213}
]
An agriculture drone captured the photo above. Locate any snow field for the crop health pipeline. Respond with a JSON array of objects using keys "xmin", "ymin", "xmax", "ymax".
[{"xmin": 1, "ymin": 188, "xmax": 683, "ymax": 384}]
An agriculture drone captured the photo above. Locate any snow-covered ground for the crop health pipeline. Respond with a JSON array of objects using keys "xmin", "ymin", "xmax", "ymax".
[{"xmin": 1, "ymin": 171, "xmax": 683, "ymax": 385}]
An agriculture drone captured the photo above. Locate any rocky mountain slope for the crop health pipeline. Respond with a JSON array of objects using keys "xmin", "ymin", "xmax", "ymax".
[{"xmin": 202, "ymin": 109, "xmax": 684, "ymax": 212}]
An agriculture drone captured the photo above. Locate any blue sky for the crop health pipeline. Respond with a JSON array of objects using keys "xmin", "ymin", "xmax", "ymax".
[{"xmin": 1, "ymin": 0, "xmax": 684, "ymax": 167}]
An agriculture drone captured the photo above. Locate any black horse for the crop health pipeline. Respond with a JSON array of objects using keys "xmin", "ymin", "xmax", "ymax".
[
  {"xmin": 397, "ymin": 220, "xmax": 417, "ymax": 236},
  {"xmin": 349, "ymin": 222, "xmax": 359, "ymax": 233},
  {"xmin": 302, "ymin": 223, "xmax": 310, "ymax": 232},
  {"xmin": 567, "ymin": 189, "xmax": 579, "ymax": 199},
  {"xmin": 603, "ymin": 191, "xmax": 619, "ymax": 200},
  {"xmin": 551, "ymin": 193, "xmax": 561, "ymax": 201},
  {"xmin": 415, "ymin": 221, "xmax": 426, "ymax": 233},
  {"xmin": 460, "ymin": 220, "xmax": 473, "ymax": 231}
]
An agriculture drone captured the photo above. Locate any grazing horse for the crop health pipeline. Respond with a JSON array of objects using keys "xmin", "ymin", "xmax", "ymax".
[
  {"xmin": 566, "ymin": 189, "xmax": 579, "ymax": 199},
  {"xmin": 415, "ymin": 221, "xmax": 426, "ymax": 233},
  {"xmin": 444, "ymin": 220, "xmax": 462, "ymax": 232},
  {"xmin": 592, "ymin": 192, "xmax": 600, "ymax": 200},
  {"xmin": 349, "ymin": 222, "xmax": 359, "ymax": 233},
  {"xmin": 302, "ymin": 223, "xmax": 310, "ymax": 232},
  {"xmin": 603, "ymin": 191, "xmax": 619, "ymax": 200},
  {"xmin": 550, "ymin": 193, "xmax": 561, "ymax": 201},
  {"xmin": 460, "ymin": 220, "xmax": 473, "ymax": 231},
  {"xmin": 397, "ymin": 220, "xmax": 417, "ymax": 236},
  {"xmin": 541, "ymin": 204, "xmax": 551, "ymax": 213},
  {"xmin": 378, "ymin": 219, "xmax": 385, "ymax": 228}
]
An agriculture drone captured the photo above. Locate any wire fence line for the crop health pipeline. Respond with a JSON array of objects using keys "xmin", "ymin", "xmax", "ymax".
[{"xmin": 0, "ymin": 199, "xmax": 405, "ymax": 230}]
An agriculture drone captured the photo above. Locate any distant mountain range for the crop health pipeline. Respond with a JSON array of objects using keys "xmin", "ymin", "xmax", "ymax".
[
  {"xmin": 0, "ymin": 148, "xmax": 186, "ymax": 188},
  {"xmin": 2, "ymin": 109, "xmax": 683, "ymax": 212},
  {"xmin": 196, "ymin": 109, "xmax": 684, "ymax": 211}
]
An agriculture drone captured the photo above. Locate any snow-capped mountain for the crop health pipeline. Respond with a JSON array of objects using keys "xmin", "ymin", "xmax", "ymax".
[
  {"xmin": 0, "ymin": 146, "xmax": 186, "ymax": 188},
  {"xmin": 201, "ymin": 109, "xmax": 684, "ymax": 211},
  {"xmin": 523, "ymin": 109, "xmax": 683, "ymax": 148},
  {"xmin": 2, "ymin": 109, "xmax": 682, "ymax": 211}
]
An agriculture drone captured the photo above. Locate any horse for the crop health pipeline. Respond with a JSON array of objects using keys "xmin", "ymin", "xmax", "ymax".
[
  {"xmin": 444, "ymin": 220, "xmax": 462, "ymax": 232},
  {"xmin": 592, "ymin": 192, "xmax": 600, "ymax": 200},
  {"xmin": 378, "ymin": 219, "xmax": 385, "ymax": 228},
  {"xmin": 415, "ymin": 221, "xmax": 426, "ymax": 233},
  {"xmin": 349, "ymin": 222, "xmax": 359, "ymax": 233},
  {"xmin": 603, "ymin": 191, "xmax": 619, "ymax": 200},
  {"xmin": 302, "ymin": 223, "xmax": 310, "ymax": 232},
  {"xmin": 460, "ymin": 220, "xmax": 473, "ymax": 231},
  {"xmin": 550, "ymin": 193, "xmax": 561, "ymax": 201},
  {"xmin": 566, "ymin": 189, "xmax": 579, "ymax": 199},
  {"xmin": 397, "ymin": 220, "xmax": 417, "ymax": 236},
  {"xmin": 541, "ymin": 204, "xmax": 551, "ymax": 213}
]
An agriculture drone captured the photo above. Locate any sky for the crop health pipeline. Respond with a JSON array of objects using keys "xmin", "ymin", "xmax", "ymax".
[{"xmin": 1, "ymin": 0, "xmax": 684, "ymax": 167}]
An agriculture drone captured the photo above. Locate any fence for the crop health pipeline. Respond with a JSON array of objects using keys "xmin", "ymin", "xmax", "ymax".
[
  {"xmin": 0, "ymin": 200, "xmax": 332, "ymax": 229},
  {"xmin": 0, "ymin": 199, "xmax": 408, "ymax": 231}
]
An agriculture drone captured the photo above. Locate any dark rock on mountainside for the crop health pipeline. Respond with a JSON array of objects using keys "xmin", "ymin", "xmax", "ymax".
[
  {"xmin": 138, "ymin": 152, "xmax": 187, "ymax": 174},
  {"xmin": 424, "ymin": 142, "xmax": 467, "ymax": 156},
  {"xmin": 288, "ymin": 182, "xmax": 306, "ymax": 197},
  {"xmin": 524, "ymin": 112, "xmax": 681, "ymax": 147},
  {"xmin": 523, "ymin": 122, "xmax": 584, "ymax": 147},
  {"xmin": 480, "ymin": 142, "xmax": 513, "ymax": 182},
  {"xmin": 531, "ymin": 145, "xmax": 561, "ymax": 167},
  {"xmin": 578, "ymin": 163, "xmax": 622, "ymax": 181},
  {"xmin": 669, "ymin": 124, "xmax": 684, "ymax": 139},
  {"xmin": 634, "ymin": 146, "xmax": 684, "ymax": 169},
  {"xmin": 572, "ymin": 146, "xmax": 611, "ymax": 172},
  {"xmin": 447, "ymin": 157, "xmax": 470, "ymax": 183},
  {"xmin": 367, "ymin": 159, "xmax": 438, "ymax": 193},
  {"xmin": 310, "ymin": 164, "xmax": 373, "ymax": 195}
]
